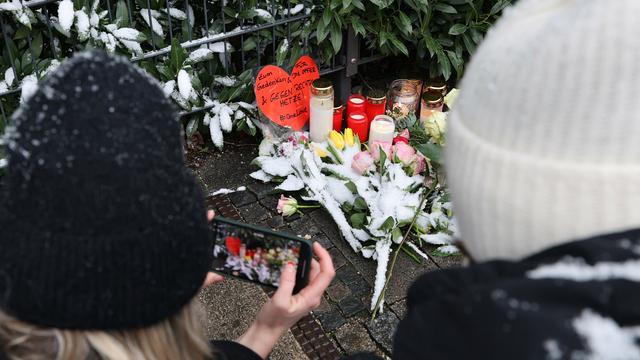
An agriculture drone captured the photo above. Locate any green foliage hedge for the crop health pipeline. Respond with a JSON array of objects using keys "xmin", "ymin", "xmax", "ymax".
[{"xmin": 0, "ymin": 0, "xmax": 511, "ymax": 153}]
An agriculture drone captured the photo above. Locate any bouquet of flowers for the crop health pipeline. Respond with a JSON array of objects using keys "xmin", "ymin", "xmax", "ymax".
[{"xmin": 251, "ymin": 90, "xmax": 460, "ymax": 314}]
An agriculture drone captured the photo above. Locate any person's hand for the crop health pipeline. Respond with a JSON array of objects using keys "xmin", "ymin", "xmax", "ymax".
[
  {"xmin": 202, "ymin": 209, "xmax": 224, "ymax": 289},
  {"xmin": 237, "ymin": 242, "xmax": 335, "ymax": 359}
]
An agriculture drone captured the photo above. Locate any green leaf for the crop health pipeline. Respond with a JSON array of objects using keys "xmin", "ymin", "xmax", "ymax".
[
  {"xmin": 446, "ymin": 50, "xmax": 463, "ymax": 79},
  {"xmin": 186, "ymin": 117, "xmax": 199, "ymax": 137},
  {"xmin": 115, "ymin": 0, "xmax": 129, "ymax": 27},
  {"xmin": 395, "ymin": 11, "xmax": 412, "ymax": 35},
  {"xmin": 345, "ymin": 181, "xmax": 358, "ymax": 193},
  {"xmin": 392, "ymin": 227, "xmax": 403, "ymax": 243},
  {"xmin": 169, "ymin": 38, "xmax": 186, "ymax": 73},
  {"xmin": 330, "ymin": 24, "xmax": 343, "ymax": 53},
  {"xmin": 433, "ymin": 3, "xmax": 457, "ymax": 13},
  {"xmin": 351, "ymin": 17, "xmax": 366, "ymax": 36},
  {"xmin": 490, "ymin": 0, "xmax": 510, "ymax": 15},
  {"xmin": 354, "ymin": 196, "xmax": 368, "ymax": 211},
  {"xmin": 448, "ymin": 24, "xmax": 467, "ymax": 35},
  {"xmin": 351, "ymin": 0, "xmax": 365, "ymax": 10},
  {"xmin": 378, "ymin": 146, "xmax": 387, "ymax": 174},
  {"xmin": 436, "ymin": 48, "xmax": 451, "ymax": 80},
  {"xmin": 349, "ymin": 213, "xmax": 366, "ymax": 229},
  {"xmin": 378, "ymin": 216, "xmax": 395, "ymax": 232},
  {"xmin": 389, "ymin": 35, "xmax": 409, "ymax": 56},
  {"xmin": 30, "ymin": 33, "xmax": 43, "ymax": 59},
  {"xmin": 416, "ymin": 142, "xmax": 443, "ymax": 164},
  {"xmin": 322, "ymin": 9, "xmax": 332, "ymax": 27},
  {"xmin": 316, "ymin": 20, "xmax": 328, "ymax": 42}
]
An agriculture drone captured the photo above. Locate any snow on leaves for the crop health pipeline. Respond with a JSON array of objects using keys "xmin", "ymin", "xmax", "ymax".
[{"xmin": 254, "ymin": 132, "xmax": 458, "ymax": 311}]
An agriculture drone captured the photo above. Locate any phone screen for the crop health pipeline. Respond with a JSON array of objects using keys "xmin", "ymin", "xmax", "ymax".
[{"xmin": 212, "ymin": 219, "xmax": 306, "ymax": 288}]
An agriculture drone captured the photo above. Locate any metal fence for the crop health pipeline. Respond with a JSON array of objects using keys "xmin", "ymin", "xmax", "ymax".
[{"xmin": 0, "ymin": 0, "xmax": 383, "ymax": 125}]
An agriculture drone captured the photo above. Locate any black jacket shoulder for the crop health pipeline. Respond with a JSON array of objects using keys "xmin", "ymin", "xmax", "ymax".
[{"xmin": 394, "ymin": 229, "xmax": 640, "ymax": 359}]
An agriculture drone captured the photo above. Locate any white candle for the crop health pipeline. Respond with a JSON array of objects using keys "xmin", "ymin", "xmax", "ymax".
[
  {"xmin": 309, "ymin": 79, "xmax": 334, "ymax": 143},
  {"xmin": 350, "ymin": 97, "xmax": 364, "ymax": 104},
  {"xmin": 368, "ymin": 115, "xmax": 395, "ymax": 145}
]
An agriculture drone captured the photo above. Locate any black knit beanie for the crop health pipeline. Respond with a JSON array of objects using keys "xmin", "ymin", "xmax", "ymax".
[{"xmin": 0, "ymin": 51, "xmax": 211, "ymax": 330}]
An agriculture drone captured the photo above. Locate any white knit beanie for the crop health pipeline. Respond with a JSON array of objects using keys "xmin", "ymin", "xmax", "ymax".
[{"xmin": 446, "ymin": 0, "xmax": 640, "ymax": 262}]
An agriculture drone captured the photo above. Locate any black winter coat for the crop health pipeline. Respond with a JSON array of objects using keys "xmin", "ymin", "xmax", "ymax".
[{"xmin": 394, "ymin": 229, "xmax": 640, "ymax": 359}]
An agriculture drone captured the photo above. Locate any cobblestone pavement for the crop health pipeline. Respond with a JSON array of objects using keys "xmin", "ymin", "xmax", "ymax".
[{"xmin": 190, "ymin": 138, "xmax": 463, "ymax": 358}]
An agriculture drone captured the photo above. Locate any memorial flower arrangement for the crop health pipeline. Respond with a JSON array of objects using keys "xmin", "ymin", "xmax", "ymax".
[{"xmin": 251, "ymin": 98, "xmax": 460, "ymax": 314}]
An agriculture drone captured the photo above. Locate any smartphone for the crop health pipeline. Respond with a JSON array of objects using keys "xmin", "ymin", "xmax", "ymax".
[{"xmin": 211, "ymin": 217, "xmax": 313, "ymax": 293}]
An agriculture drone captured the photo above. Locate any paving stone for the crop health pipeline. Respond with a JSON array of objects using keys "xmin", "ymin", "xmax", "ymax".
[
  {"xmin": 246, "ymin": 178, "xmax": 276, "ymax": 199},
  {"xmin": 326, "ymin": 281, "xmax": 352, "ymax": 302},
  {"xmin": 390, "ymin": 299, "xmax": 407, "ymax": 319},
  {"xmin": 238, "ymin": 202, "xmax": 271, "ymax": 224},
  {"xmin": 258, "ymin": 193, "xmax": 280, "ymax": 211},
  {"xmin": 314, "ymin": 298, "xmax": 346, "ymax": 332},
  {"xmin": 312, "ymin": 233, "xmax": 334, "ymax": 250},
  {"xmin": 228, "ymin": 190, "xmax": 257, "ymax": 207},
  {"xmin": 347, "ymin": 277, "xmax": 372, "ymax": 298},
  {"xmin": 336, "ymin": 265, "xmax": 362, "ymax": 285},
  {"xmin": 328, "ymin": 248, "xmax": 347, "ymax": 269},
  {"xmin": 266, "ymin": 215, "xmax": 286, "ymax": 229},
  {"xmin": 290, "ymin": 215, "xmax": 322, "ymax": 237},
  {"xmin": 366, "ymin": 309, "xmax": 400, "ymax": 353},
  {"xmin": 338, "ymin": 295, "xmax": 366, "ymax": 317},
  {"xmin": 334, "ymin": 321, "xmax": 378, "ymax": 355}
]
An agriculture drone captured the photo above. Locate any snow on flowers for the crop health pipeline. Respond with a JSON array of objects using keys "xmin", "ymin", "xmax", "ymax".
[{"xmin": 251, "ymin": 116, "xmax": 459, "ymax": 313}]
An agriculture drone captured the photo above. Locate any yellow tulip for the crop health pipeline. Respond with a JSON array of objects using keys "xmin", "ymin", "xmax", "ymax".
[
  {"xmin": 329, "ymin": 130, "xmax": 345, "ymax": 150},
  {"xmin": 312, "ymin": 144, "xmax": 329, "ymax": 158},
  {"xmin": 344, "ymin": 128, "xmax": 355, "ymax": 147}
]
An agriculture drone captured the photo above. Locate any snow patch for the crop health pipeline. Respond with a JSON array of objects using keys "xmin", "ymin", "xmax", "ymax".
[
  {"xmin": 527, "ymin": 258, "xmax": 640, "ymax": 282},
  {"xmin": 250, "ymin": 170, "xmax": 273, "ymax": 183},
  {"xmin": 58, "ymin": 0, "xmax": 75, "ymax": 32},
  {"xmin": 572, "ymin": 309, "xmax": 640, "ymax": 360},
  {"xmin": 209, "ymin": 186, "xmax": 246, "ymax": 197},
  {"xmin": 276, "ymin": 175, "xmax": 305, "ymax": 192},
  {"xmin": 177, "ymin": 69, "xmax": 192, "ymax": 100}
]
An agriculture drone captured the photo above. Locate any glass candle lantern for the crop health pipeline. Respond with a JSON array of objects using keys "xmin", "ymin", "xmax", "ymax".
[
  {"xmin": 333, "ymin": 100, "xmax": 344, "ymax": 131},
  {"xmin": 425, "ymin": 79, "xmax": 447, "ymax": 96},
  {"xmin": 420, "ymin": 91, "xmax": 444, "ymax": 123},
  {"xmin": 387, "ymin": 80, "xmax": 419, "ymax": 117},
  {"xmin": 348, "ymin": 112, "xmax": 369, "ymax": 142},
  {"xmin": 365, "ymin": 89, "xmax": 387, "ymax": 124},
  {"xmin": 347, "ymin": 94, "xmax": 366, "ymax": 117},
  {"xmin": 309, "ymin": 79, "xmax": 334, "ymax": 143},
  {"xmin": 368, "ymin": 115, "xmax": 395, "ymax": 145}
]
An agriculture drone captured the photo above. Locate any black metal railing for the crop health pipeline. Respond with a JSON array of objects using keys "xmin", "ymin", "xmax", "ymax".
[{"xmin": 0, "ymin": 0, "xmax": 382, "ymax": 125}]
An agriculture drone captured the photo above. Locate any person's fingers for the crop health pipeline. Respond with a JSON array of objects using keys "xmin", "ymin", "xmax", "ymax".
[
  {"xmin": 272, "ymin": 262, "xmax": 297, "ymax": 304},
  {"xmin": 202, "ymin": 272, "xmax": 224, "ymax": 288},
  {"xmin": 308, "ymin": 259, "xmax": 320, "ymax": 282},
  {"xmin": 297, "ymin": 243, "xmax": 335, "ymax": 300},
  {"xmin": 207, "ymin": 210, "xmax": 215, "ymax": 222}
]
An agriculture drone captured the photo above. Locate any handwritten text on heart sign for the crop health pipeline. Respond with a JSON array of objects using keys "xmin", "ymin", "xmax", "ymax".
[{"xmin": 254, "ymin": 56, "xmax": 320, "ymax": 130}]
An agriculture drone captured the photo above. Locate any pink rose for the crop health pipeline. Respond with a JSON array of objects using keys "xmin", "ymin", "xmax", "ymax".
[
  {"xmin": 370, "ymin": 141, "xmax": 392, "ymax": 162},
  {"xmin": 277, "ymin": 195, "xmax": 298, "ymax": 217},
  {"xmin": 409, "ymin": 153, "xmax": 427, "ymax": 175},
  {"xmin": 352, "ymin": 151, "xmax": 374, "ymax": 175},
  {"xmin": 393, "ymin": 142, "xmax": 416, "ymax": 166}
]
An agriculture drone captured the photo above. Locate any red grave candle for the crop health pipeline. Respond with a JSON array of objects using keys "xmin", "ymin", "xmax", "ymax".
[
  {"xmin": 347, "ymin": 94, "xmax": 366, "ymax": 117},
  {"xmin": 333, "ymin": 101, "xmax": 345, "ymax": 131},
  {"xmin": 366, "ymin": 91, "xmax": 387, "ymax": 124},
  {"xmin": 348, "ymin": 112, "xmax": 369, "ymax": 142}
]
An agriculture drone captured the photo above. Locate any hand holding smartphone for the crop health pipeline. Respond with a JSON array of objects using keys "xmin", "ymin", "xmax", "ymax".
[{"xmin": 211, "ymin": 217, "xmax": 313, "ymax": 293}]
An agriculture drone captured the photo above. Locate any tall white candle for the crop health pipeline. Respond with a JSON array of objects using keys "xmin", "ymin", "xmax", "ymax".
[
  {"xmin": 368, "ymin": 115, "xmax": 395, "ymax": 145},
  {"xmin": 309, "ymin": 79, "xmax": 334, "ymax": 143}
]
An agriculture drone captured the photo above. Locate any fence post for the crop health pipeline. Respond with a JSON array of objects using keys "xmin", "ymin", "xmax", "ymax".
[{"xmin": 338, "ymin": 26, "xmax": 359, "ymax": 100}]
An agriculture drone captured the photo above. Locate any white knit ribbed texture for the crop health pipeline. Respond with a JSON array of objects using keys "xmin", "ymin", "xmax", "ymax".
[{"xmin": 446, "ymin": 0, "xmax": 640, "ymax": 261}]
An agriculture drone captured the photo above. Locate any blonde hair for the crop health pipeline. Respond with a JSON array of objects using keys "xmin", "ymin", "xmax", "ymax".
[{"xmin": 0, "ymin": 299, "xmax": 213, "ymax": 360}]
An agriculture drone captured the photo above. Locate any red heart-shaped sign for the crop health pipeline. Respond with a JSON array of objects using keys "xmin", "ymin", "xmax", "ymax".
[{"xmin": 254, "ymin": 55, "xmax": 320, "ymax": 130}]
